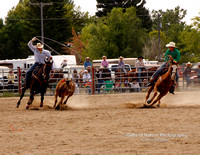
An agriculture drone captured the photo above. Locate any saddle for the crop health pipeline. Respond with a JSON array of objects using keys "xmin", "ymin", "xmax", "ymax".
[
  {"xmin": 154, "ymin": 67, "xmax": 169, "ymax": 83},
  {"xmin": 32, "ymin": 64, "xmax": 44, "ymax": 77},
  {"xmin": 31, "ymin": 64, "xmax": 45, "ymax": 86}
]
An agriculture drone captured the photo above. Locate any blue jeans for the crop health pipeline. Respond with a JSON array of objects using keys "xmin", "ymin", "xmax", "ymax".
[
  {"xmin": 152, "ymin": 62, "xmax": 179, "ymax": 82},
  {"xmin": 25, "ymin": 62, "xmax": 40, "ymax": 82},
  {"xmin": 97, "ymin": 79, "xmax": 104, "ymax": 93},
  {"xmin": 137, "ymin": 68, "xmax": 142, "ymax": 82}
]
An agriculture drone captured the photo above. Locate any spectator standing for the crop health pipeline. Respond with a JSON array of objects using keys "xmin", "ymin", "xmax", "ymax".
[
  {"xmin": 118, "ymin": 56, "xmax": 126, "ymax": 73},
  {"xmin": 83, "ymin": 70, "xmax": 91, "ymax": 94},
  {"xmin": 135, "ymin": 56, "xmax": 145, "ymax": 83},
  {"xmin": 183, "ymin": 62, "xmax": 192, "ymax": 88},
  {"xmin": 96, "ymin": 68, "xmax": 104, "ymax": 93},
  {"xmin": 196, "ymin": 64, "xmax": 200, "ymax": 84},
  {"xmin": 72, "ymin": 69, "xmax": 80, "ymax": 94},
  {"xmin": 101, "ymin": 56, "xmax": 109, "ymax": 68},
  {"xmin": 7, "ymin": 70, "xmax": 15, "ymax": 91},
  {"xmin": 83, "ymin": 70, "xmax": 91, "ymax": 82},
  {"xmin": 84, "ymin": 57, "xmax": 92, "ymax": 69}
]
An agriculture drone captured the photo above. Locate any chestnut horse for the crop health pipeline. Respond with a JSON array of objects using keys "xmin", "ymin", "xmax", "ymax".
[
  {"xmin": 145, "ymin": 58, "xmax": 179, "ymax": 107},
  {"xmin": 54, "ymin": 78, "xmax": 75, "ymax": 110},
  {"xmin": 16, "ymin": 58, "xmax": 53, "ymax": 109}
]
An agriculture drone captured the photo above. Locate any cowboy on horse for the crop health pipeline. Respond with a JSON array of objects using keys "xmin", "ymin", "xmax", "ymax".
[
  {"xmin": 16, "ymin": 37, "xmax": 53, "ymax": 109},
  {"xmin": 147, "ymin": 42, "xmax": 181, "ymax": 94},
  {"xmin": 24, "ymin": 37, "xmax": 52, "ymax": 88}
]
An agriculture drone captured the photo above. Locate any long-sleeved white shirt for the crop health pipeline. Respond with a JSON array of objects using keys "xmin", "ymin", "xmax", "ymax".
[
  {"xmin": 28, "ymin": 40, "xmax": 51, "ymax": 64},
  {"xmin": 83, "ymin": 73, "xmax": 91, "ymax": 82}
]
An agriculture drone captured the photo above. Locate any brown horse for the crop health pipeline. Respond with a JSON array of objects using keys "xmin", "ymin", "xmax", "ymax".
[
  {"xmin": 145, "ymin": 58, "xmax": 179, "ymax": 107},
  {"xmin": 17, "ymin": 58, "xmax": 53, "ymax": 109},
  {"xmin": 54, "ymin": 78, "xmax": 76, "ymax": 110}
]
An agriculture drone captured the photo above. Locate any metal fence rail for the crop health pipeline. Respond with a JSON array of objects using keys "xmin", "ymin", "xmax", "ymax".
[{"xmin": 0, "ymin": 66, "xmax": 200, "ymax": 96}]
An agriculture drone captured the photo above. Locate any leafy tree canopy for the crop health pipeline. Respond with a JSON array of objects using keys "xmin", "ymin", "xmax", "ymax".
[
  {"xmin": 96, "ymin": 0, "xmax": 152, "ymax": 31},
  {"xmin": 81, "ymin": 7, "xmax": 147, "ymax": 60}
]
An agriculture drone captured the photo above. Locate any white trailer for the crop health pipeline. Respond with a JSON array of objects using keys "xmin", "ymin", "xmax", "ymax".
[{"xmin": 0, "ymin": 55, "xmax": 77, "ymax": 70}]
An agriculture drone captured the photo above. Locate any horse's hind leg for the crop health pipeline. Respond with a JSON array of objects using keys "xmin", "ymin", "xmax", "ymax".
[
  {"xmin": 59, "ymin": 96, "xmax": 64, "ymax": 111},
  {"xmin": 16, "ymin": 86, "xmax": 26, "ymax": 108}
]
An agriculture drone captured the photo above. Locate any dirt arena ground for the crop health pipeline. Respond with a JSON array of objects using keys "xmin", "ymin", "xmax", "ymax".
[{"xmin": 1, "ymin": 91, "xmax": 200, "ymax": 154}]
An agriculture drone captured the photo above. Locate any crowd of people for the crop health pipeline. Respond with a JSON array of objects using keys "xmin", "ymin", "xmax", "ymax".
[
  {"xmin": 2, "ymin": 39, "xmax": 200, "ymax": 94},
  {"xmin": 70, "ymin": 55, "xmax": 145, "ymax": 94}
]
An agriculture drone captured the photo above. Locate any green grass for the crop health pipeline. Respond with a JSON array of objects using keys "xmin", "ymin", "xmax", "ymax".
[{"xmin": 0, "ymin": 92, "xmax": 20, "ymax": 97}]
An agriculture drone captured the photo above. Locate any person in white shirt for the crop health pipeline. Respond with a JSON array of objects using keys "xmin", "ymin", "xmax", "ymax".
[
  {"xmin": 25, "ymin": 37, "xmax": 52, "ymax": 87},
  {"xmin": 135, "ymin": 56, "xmax": 145, "ymax": 83},
  {"xmin": 83, "ymin": 70, "xmax": 91, "ymax": 82}
]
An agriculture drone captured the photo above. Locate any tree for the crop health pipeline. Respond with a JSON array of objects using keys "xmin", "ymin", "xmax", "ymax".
[
  {"xmin": 96, "ymin": 0, "xmax": 152, "ymax": 31},
  {"xmin": 148, "ymin": 6, "xmax": 187, "ymax": 61},
  {"xmin": 81, "ymin": 7, "xmax": 146, "ymax": 60},
  {"xmin": 192, "ymin": 12, "xmax": 200, "ymax": 29},
  {"xmin": 151, "ymin": 6, "xmax": 186, "ymax": 43},
  {"xmin": 179, "ymin": 26, "xmax": 200, "ymax": 62},
  {"xmin": 63, "ymin": 27, "xmax": 85, "ymax": 64},
  {"xmin": 143, "ymin": 30, "xmax": 166, "ymax": 60},
  {"xmin": 0, "ymin": 0, "xmax": 89, "ymax": 59}
]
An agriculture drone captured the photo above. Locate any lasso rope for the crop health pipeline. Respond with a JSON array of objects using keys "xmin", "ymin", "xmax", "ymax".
[{"xmin": 35, "ymin": 36, "xmax": 82, "ymax": 64}]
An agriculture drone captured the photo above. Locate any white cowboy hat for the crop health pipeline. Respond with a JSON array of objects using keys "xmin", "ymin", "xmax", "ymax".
[
  {"xmin": 85, "ymin": 57, "xmax": 90, "ymax": 60},
  {"xmin": 119, "ymin": 56, "xmax": 124, "ymax": 59},
  {"xmin": 34, "ymin": 43, "xmax": 44, "ymax": 48},
  {"xmin": 102, "ymin": 55, "xmax": 107, "ymax": 58},
  {"xmin": 186, "ymin": 62, "xmax": 192, "ymax": 65},
  {"xmin": 166, "ymin": 42, "xmax": 176, "ymax": 48}
]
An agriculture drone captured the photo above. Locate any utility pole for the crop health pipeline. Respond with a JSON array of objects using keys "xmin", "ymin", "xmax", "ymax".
[
  {"xmin": 29, "ymin": 2, "xmax": 53, "ymax": 43},
  {"xmin": 157, "ymin": 13, "xmax": 162, "ymax": 62}
]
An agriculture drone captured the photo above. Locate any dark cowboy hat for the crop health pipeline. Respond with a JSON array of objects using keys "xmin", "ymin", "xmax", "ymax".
[{"xmin": 138, "ymin": 56, "xmax": 144, "ymax": 59}]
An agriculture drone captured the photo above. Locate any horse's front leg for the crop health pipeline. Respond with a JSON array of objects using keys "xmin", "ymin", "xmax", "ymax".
[
  {"xmin": 63, "ymin": 93, "xmax": 73, "ymax": 105},
  {"xmin": 147, "ymin": 87, "xmax": 158, "ymax": 105},
  {"xmin": 54, "ymin": 93, "xmax": 58, "ymax": 108},
  {"xmin": 40, "ymin": 92, "xmax": 45, "ymax": 107},
  {"xmin": 145, "ymin": 85, "xmax": 154, "ymax": 104},
  {"xmin": 150, "ymin": 91, "xmax": 167, "ymax": 107},
  {"xmin": 26, "ymin": 91, "xmax": 34, "ymax": 110},
  {"xmin": 16, "ymin": 86, "xmax": 26, "ymax": 108}
]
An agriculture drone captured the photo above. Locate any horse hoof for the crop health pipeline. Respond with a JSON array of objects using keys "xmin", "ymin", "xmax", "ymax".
[
  {"xmin": 147, "ymin": 100, "xmax": 151, "ymax": 104},
  {"xmin": 157, "ymin": 104, "xmax": 160, "ymax": 108},
  {"xmin": 40, "ymin": 104, "xmax": 43, "ymax": 107},
  {"xmin": 26, "ymin": 106, "xmax": 29, "ymax": 110},
  {"xmin": 55, "ymin": 105, "xmax": 60, "ymax": 110}
]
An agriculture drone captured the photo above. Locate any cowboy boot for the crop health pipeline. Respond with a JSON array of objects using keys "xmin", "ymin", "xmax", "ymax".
[{"xmin": 169, "ymin": 81, "xmax": 176, "ymax": 95}]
